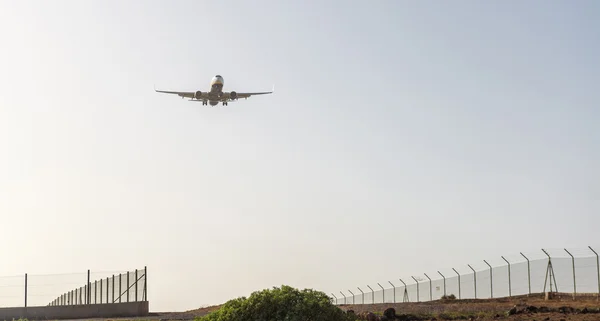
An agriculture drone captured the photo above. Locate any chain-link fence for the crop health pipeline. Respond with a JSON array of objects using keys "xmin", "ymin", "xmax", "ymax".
[
  {"xmin": 331, "ymin": 247, "xmax": 600, "ymax": 305},
  {"xmin": 0, "ymin": 267, "xmax": 146, "ymax": 308}
]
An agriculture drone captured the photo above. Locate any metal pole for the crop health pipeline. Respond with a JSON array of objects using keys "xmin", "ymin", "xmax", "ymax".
[
  {"xmin": 565, "ymin": 248, "xmax": 576, "ymax": 300},
  {"xmin": 127, "ymin": 272, "xmax": 130, "ymax": 302},
  {"xmin": 119, "ymin": 273, "xmax": 122, "ymax": 303},
  {"xmin": 366, "ymin": 285, "xmax": 374, "ymax": 304},
  {"xmin": 388, "ymin": 281, "xmax": 396, "ymax": 303},
  {"xmin": 520, "ymin": 252, "xmax": 531, "ymax": 296},
  {"xmin": 348, "ymin": 290, "xmax": 355, "ymax": 304},
  {"xmin": 411, "ymin": 276, "xmax": 420, "ymax": 302},
  {"xmin": 144, "ymin": 266, "xmax": 147, "ymax": 302},
  {"xmin": 542, "ymin": 248, "xmax": 558, "ymax": 293},
  {"xmin": 399, "ymin": 279, "xmax": 408, "ymax": 302},
  {"xmin": 94, "ymin": 280, "xmax": 97, "ymax": 304},
  {"xmin": 423, "ymin": 273, "xmax": 432, "ymax": 301},
  {"xmin": 502, "ymin": 256, "xmax": 511, "ymax": 298},
  {"xmin": 377, "ymin": 283, "xmax": 385, "ymax": 303},
  {"xmin": 100, "ymin": 278, "xmax": 103, "ymax": 304},
  {"xmin": 357, "ymin": 287, "xmax": 364, "ymax": 305},
  {"xmin": 106, "ymin": 277, "xmax": 109, "ymax": 304},
  {"xmin": 24, "ymin": 273, "xmax": 27, "ymax": 307},
  {"xmin": 452, "ymin": 268, "xmax": 461, "ymax": 299},
  {"xmin": 483, "ymin": 260, "xmax": 493, "ymax": 298},
  {"xmin": 331, "ymin": 293, "xmax": 338, "ymax": 305},
  {"xmin": 589, "ymin": 246, "xmax": 600, "ymax": 301},
  {"xmin": 468, "ymin": 264, "xmax": 477, "ymax": 299},
  {"xmin": 135, "ymin": 269, "xmax": 138, "ymax": 301},
  {"xmin": 438, "ymin": 271, "xmax": 446, "ymax": 297},
  {"xmin": 87, "ymin": 269, "xmax": 90, "ymax": 304},
  {"xmin": 340, "ymin": 291, "xmax": 347, "ymax": 305}
]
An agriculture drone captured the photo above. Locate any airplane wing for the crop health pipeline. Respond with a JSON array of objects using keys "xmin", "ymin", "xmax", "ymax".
[
  {"xmin": 154, "ymin": 86, "xmax": 206, "ymax": 99},
  {"xmin": 224, "ymin": 85, "xmax": 275, "ymax": 100}
]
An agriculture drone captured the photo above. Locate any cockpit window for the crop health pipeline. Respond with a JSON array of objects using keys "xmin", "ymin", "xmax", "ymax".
[{"xmin": 215, "ymin": 75, "xmax": 222, "ymax": 78}]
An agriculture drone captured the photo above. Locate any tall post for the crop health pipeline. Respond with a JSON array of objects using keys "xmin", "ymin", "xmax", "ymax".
[
  {"xmin": 388, "ymin": 281, "xmax": 396, "ymax": 303},
  {"xmin": 127, "ymin": 272, "xmax": 130, "ymax": 302},
  {"xmin": 24, "ymin": 273, "xmax": 27, "ymax": 307},
  {"xmin": 565, "ymin": 248, "xmax": 576, "ymax": 300},
  {"xmin": 357, "ymin": 287, "xmax": 365, "ymax": 305},
  {"xmin": 340, "ymin": 291, "xmax": 347, "ymax": 305},
  {"xmin": 589, "ymin": 246, "xmax": 600, "ymax": 301},
  {"xmin": 100, "ymin": 278, "xmax": 103, "ymax": 304},
  {"xmin": 483, "ymin": 260, "xmax": 493, "ymax": 298},
  {"xmin": 119, "ymin": 273, "xmax": 122, "ymax": 303},
  {"xmin": 87, "ymin": 269, "xmax": 91, "ymax": 304},
  {"xmin": 106, "ymin": 277, "xmax": 109, "ymax": 304},
  {"xmin": 542, "ymin": 248, "xmax": 559, "ymax": 293},
  {"xmin": 438, "ymin": 271, "xmax": 447, "ymax": 297},
  {"xmin": 399, "ymin": 279, "xmax": 409, "ymax": 302},
  {"xmin": 366, "ymin": 285, "xmax": 374, "ymax": 304},
  {"xmin": 452, "ymin": 268, "xmax": 461, "ymax": 299},
  {"xmin": 502, "ymin": 256, "xmax": 512, "ymax": 298},
  {"xmin": 468, "ymin": 264, "xmax": 477, "ymax": 299},
  {"xmin": 94, "ymin": 280, "xmax": 97, "ymax": 304},
  {"xmin": 423, "ymin": 273, "xmax": 432, "ymax": 301},
  {"xmin": 144, "ymin": 266, "xmax": 147, "ymax": 302},
  {"xmin": 135, "ymin": 269, "xmax": 138, "ymax": 301},
  {"xmin": 411, "ymin": 276, "xmax": 420, "ymax": 302},
  {"xmin": 331, "ymin": 293, "xmax": 338, "ymax": 305},
  {"xmin": 520, "ymin": 252, "xmax": 531, "ymax": 296},
  {"xmin": 348, "ymin": 290, "xmax": 355, "ymax": 304},
  {"xmin": 377, "ymin": 283, "xmax": 385, "ymax": 303}
]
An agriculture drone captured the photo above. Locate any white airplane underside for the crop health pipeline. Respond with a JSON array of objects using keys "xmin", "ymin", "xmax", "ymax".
[{"xmin": 154, "ymin": 75, "xmax": 273, "ymax": 106}]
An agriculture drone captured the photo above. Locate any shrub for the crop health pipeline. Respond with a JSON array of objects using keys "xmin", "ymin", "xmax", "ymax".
[
  {"xmin": 441, "ymin": 294, "xmax": 457, "ymax": 300},
  {"xmin": 196, "ymin": 285, "xmax": 354, "ymax": 321}
]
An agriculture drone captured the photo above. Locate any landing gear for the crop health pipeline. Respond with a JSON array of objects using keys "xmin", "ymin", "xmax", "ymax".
[
  {"xmin": 222, "ymin": 101, "xmax": 228, "ymax": 106},
  {"xmin": 202, "ymin": 101, "xmax": 207, "ymax": 106}
]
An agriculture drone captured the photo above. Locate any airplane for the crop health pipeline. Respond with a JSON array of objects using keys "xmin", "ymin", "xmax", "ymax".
[{"xmin": 154, "ymin": 75, "xmax": 274, "ymax": 106}]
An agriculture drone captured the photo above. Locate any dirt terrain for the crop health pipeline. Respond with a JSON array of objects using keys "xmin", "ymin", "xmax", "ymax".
[
  {"xmin": 336, "ymin": 292, "xmax": 600, "ymax": 321},
  {"xmin": 87, "ymin": 293, "xmax": 600, "ymax": 321}
]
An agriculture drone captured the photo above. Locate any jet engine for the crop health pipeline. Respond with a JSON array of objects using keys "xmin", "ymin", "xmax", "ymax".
[
  {"xmin": 194, "ymin": 91, "xmax": 202, "ymax": 99},
  {"xmin": 230, "ymin": 91, "xmax": 237, "ymax": 100}
]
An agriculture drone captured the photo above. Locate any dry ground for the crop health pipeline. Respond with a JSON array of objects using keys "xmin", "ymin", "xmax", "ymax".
[{"xmin": 336, "ymin": 292, "xmax": 600, "ymax": 320}]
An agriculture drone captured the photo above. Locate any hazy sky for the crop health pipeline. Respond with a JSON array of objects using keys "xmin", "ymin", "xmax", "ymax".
[{"xmin": 1, "ymin": 0, "xmax": 599, "ymax": 312}]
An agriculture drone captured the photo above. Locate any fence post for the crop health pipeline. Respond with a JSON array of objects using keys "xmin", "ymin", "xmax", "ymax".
[
  {"xmin": 106, "ymin": 277, "xmax": 109, "ymax": 304},
  {"xmin": 501, "ymin": 256, "xmax": 511, "ymax": 298},
  {"xmin": 520, "ymin": 252, "xmax": 531, "ymax": 296},
  {"xmin": 452, "ymin": 268, "xmax": 461, "ymax": 299},
  {"xmin": 112, "ymin": 275, "xmax": 115, "ymax": 303},
  {"xmin": 411, "ymin": 276, "xmax": 420, "ymax": 302},
  {"xmin": 127, "ymin": 272, "xmax": 130, "ymax": 302},
  {"xmin": 468, "ymin": 264, "xmax": 477, "ymax": 299},
  {"xmin": 438, "ymin": 271, "xmax": 446, "ymax": 298},
  {"xmin": 589, "ymin": 246, "xmax": 600, "ymax": 301},
  {"xmin": 144, "ymin": 266, "xmax": 147, "ymax": 301},
  {"xmin": 348, "ymin": 290, "xmax": 355, "ymax": 304},
  {"xmin": 388, "ymin": 281, "xmax": 396, "ymax": 303},
  {"xmin": 399, "ymin": 279, "xmax": 408, "ymax": 302},
  {"xmin": 24, "ymin": 273, "xmax": 27, "ymax": 308},
  {"xmin": 483, "ymin": 260, "xmax": 493, "ymax": 298},
  {"xmin": 357, "ymin": 287, "xmax": 365, "ymax": 305},
  {"xmin": 366, "ymin": 285, "xmax": 374, "ymax": 304},
  {"xmin": 377, "ymin": 283, "xmax": 386, "ymax": 303},
  {"xmin": 135, "ymin": 269, "xmax": 138, "ymax": 301},
  {"xmin": 87, "ymin": 269, "xmax": 90, "ymax": 304},
  {"xmin": 119, "ymin": 273, "xmax": 122, "ymax": 303},
  {"xmin": 331, "ymin": 293, "xmax": 338, "ymax": 305},
  {"xmin": 340, "ymin": 291, "xmax": 347, "ymax": 305},
  {"xmin": 423, "ymin": 273, "xmax": 432, "ymax": 301},
  {"xmin": 100, "ymin": 278, "xmax": 103, "ymax": 304},
  {"xmin": 565, "ymin": 248, "xmax": 576, "ymax": 300}
]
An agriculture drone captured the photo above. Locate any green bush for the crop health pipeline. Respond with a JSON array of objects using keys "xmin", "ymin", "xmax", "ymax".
[{"xmin": 196, "ymin": 285, "xmax": 354, "ymax": 321}]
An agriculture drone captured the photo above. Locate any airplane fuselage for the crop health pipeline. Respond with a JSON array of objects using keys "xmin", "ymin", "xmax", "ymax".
[{"xmin": 207, "ymin": 75, "xmax": 225, "ymax": 106}]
